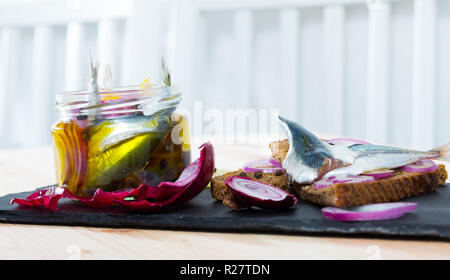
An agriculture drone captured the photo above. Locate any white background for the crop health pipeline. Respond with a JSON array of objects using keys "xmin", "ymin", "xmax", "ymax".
[{"xmin": 0, "ymin": 0, "xmax": 449, "ymax": 150}]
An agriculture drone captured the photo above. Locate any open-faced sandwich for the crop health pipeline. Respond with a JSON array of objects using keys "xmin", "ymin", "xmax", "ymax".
[{"xmin": 211, "ymin": 116, "xmax": 448, "ymax": 220}]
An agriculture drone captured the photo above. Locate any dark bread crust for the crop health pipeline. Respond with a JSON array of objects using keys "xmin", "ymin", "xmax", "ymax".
[
  {"xmin": 292, "ymin": 164, "xmax": 448, "ymax": 207},
  {"xmin": 210, "ymin": 169, "xmax": 289, "ymax": 201}
]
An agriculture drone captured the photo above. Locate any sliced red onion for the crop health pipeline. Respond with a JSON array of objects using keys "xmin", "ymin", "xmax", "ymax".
[
  {"xmin": 324, "ymin": 138, "xmax": 371, "ymax": 146},
  {"xmin": 11, "ymin": 142, "xmax": 215, "ymax": 211},
  {"xmin": 363, "ymin": 169, "xmax": 395, "ymax": 179},
  {"xmin": 400, "ymin": 159, "xmax": 437, "ymax": 173},
  {"xmin": 321, "ymin": 202, "xmax": 418, "ymax": 221},
  {"xmin": 268, "ymin": 158, "xmax": 283, "ymax": 168},
  {"xmin": 314, "ymin": 174, "xmax": 375, "ymax": 189},
  {"xmin": 224, "ymin": 176, "xmax": 297, "ymax": 210},
  {"xmin": 313, "ymin": 178, "xmax": 335, "ymax": 189},
  {"xmin": 242, "ymin": 159, "xmax": 284, "ymax": 174}
]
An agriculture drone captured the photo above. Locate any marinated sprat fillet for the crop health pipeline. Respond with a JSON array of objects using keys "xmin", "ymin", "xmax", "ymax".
[
  {"xmin": 52, "ymin": 57, "xmax": 191, "ymax": 199},
  {"xmin": 52, "ymin": 111, "xmax": 190, "ymax": 197},
  {"xmin": 53, "ymin": 58, "xmax": 190, "ymax": 196}
]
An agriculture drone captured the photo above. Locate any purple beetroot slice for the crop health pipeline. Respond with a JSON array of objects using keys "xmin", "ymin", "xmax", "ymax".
[{"xmin": 223, "ymin": 176, "xmax": 297, "ymax": 210}]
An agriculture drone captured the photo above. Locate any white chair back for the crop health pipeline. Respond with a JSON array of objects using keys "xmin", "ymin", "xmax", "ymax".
[
  {"xmin": 0, "ymin": 0, "xmax": 449, "ymax": 150},
  {"xmin": 0, "ymin": 0, "xmax": 167, "ymax": 147},
  {"xmin": 170, "ymin": 0, "xmax": 450, "ymax": 149}
]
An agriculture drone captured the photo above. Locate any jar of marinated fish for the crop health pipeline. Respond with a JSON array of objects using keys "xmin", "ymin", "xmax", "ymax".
[{"xmin": 52, "ymin": 84, "xmax": 191, "ymax": 197}]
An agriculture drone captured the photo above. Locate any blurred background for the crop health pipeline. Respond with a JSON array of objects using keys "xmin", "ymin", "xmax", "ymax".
[{"xmin": 0, "ymin": 0, "xmax": 449, "ymax": 150}]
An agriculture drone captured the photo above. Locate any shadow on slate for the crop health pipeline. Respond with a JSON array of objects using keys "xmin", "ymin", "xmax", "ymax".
[{"xmin": 1, "ymin": 184, "xmax": 449, "ymax": 240}]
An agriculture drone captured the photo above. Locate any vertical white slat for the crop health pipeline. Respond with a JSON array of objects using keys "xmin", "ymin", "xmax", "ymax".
[
  {"xmin": 280, "ymin": 8, "xmax": 300, "ymax": 121},
  {"xmin": 127, "ymin": 0, "xmax": 165, "ymax": 85},
  {"xmin": 323, "ymin": 4, "xmax": 345, "ymax": 135},
  {"xmin": 412, "ymin": 0, "xmax": 436, "ymax": 149},
  {"xmin": 366, "ymin": 1, "xmax": 391, "ymax": 144},
  {"xmin": 0, "ymin": 27, "xmax": 12, "ymax": 143},
  {"xmin": 435, "ymin": 0, "xmax": 450, "ymax": 146},
  {"xmin": 30, "ymin": 25, "xmax": 53, "ymax": 146},
  {"xmin": 298, "ymin": 8, "xmax": 322, "ymax": 132},
  {"xmin": 121, "ymin": 19, "xmax": 133, "ymax": 85},
  {"xmin": 65, "ymin": 22, "xmax": 83, "ymax": 91},
  {"xmin": 1, "ymin": 27, "xmax": 21, "ymax": 147},
  {"xmin": 171, "ymin": 0, "xmax": 199, "ymax": 113},
  {"xmin": 97, "ymin": 19, "xmax": 117, "ymax": 88},
  {"xmin": 388, "ymin": 0, "xmax": 413, "ymax": 147},
  {"xmin": 166, "ymin": 0, "xmax": 179, "ymax": 75},
  {"xmin": 192, "ymin": 11, "xmax": 209, "ymax": 104},
  {"xmin": 233, "ymin": 10, "xmax": 253, "ymax": 108},
  {"xmin": 344, "ymin": 5, "xmax": 369, "ymax": 140}
]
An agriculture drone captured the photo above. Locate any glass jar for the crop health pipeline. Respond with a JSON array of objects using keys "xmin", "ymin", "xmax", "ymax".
[{"xmin": 52, "ymin": 85, "xmax": 191, "ymax": 197}]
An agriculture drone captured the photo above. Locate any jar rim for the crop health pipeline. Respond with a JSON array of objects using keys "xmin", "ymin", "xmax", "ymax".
[
  {"xmin": 56, "ymin": 84, "xmax": 182, "ymax": 119},
  {"xmin": 56, "ymin": 84, "xmax": 177, "ymax": 101}
]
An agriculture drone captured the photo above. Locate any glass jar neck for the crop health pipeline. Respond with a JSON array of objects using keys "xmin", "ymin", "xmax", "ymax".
[{"xmin": 55, "ymin": 85, "xmax": 182, "ymax": 121}]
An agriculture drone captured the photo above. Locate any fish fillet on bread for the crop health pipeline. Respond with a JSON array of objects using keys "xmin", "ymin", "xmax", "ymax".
[
  {"xmin": 211, "ymin": 117, "xmax": 449, "ymax": 208},
  {"xmin": 270, "ymin": 139, "xmax": 448, "ymax": 207},
  {"xmin": 211, "ymin": 139, "xmax": 448, "ymax": 207}
]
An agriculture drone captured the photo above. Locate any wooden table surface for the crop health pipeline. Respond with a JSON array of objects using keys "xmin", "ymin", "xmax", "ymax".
[{"xmin": 0, "ymin": 144, "xmax": 449, "ymax": 260}]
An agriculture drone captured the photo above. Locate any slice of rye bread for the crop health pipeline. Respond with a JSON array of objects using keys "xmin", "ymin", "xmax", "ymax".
[
  {"xmin": 210, "ymin": 139, "xmax": 290, "ymax": 202},
  {"xmin": 269, "ymin": 139, "xmax": 289, "ymax": 163},
  {"xmin": 210, "ymin": 170, "xmax": 289, "ymax": 202},
  {"xmin": 269, "ymin": 139, "xmax": 449, "ymax": 207},
  {"xmin": 295, "ymin": 165, "xmax": 447, "ymax": 207}
]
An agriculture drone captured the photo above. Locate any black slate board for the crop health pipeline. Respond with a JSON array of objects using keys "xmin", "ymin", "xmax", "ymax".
[{"xmin": 1, "ymin": 184, "xmax": 450, "ymax": 240}]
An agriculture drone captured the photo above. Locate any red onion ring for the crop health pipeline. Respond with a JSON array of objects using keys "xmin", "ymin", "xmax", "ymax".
[
  {"xmin": 313, "ymin": 178, "xmax": 335, "ymax": 189},
  {"xmin": 324, "ymin": 138, "xmax": 371, "ymax": 146},
  {"xmin": 242, "ymin": 159, "xmax": 284, "ymax": 174},
  {"xmin": 224, "ymin": 176, "xmax": 297, "ymax": 210},
  {"xmin": 363, "ymin": 169, "xmax": 394, "ymax": 179},
  {"xmin": 400, "ymin": 159, "xmax": 437, "ymax": 173},
  {"xmin": 314, "ymin": 174, "xmax": 375, "ymax": 189},
  {"xmin": 321, "ymin": 202, "xmax": 418, "ymax": 221},
  {"xmin": 268, "ymin": 158, "xmax": 283, "ymax": 168},
  {"xmin": 11, "ymin": 142, "xmax": 215, "ymax": 211}
]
